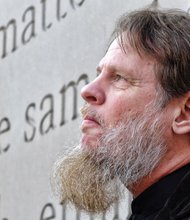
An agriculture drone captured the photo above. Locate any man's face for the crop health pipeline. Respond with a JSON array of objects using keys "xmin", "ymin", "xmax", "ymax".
[
  {"xmin": 52, "ymin": 39, "xmax": 167, "ymax": 214},
  {"xmin": 80, "ymin": 39, "xmax": 157, "ymax": 148}
]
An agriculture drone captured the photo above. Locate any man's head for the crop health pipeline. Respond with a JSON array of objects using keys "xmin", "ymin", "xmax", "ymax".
[
  {"xmin": 52, "ymin": 8, "xmax": 190, "ymax": 214},
  {"xmin": 114, "ymin": 9, "xmax": 190, "ymax": 104}
]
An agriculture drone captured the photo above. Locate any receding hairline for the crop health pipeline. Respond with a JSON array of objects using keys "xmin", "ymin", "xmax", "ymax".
[
  {"xmin": 110, "ymin": 8, "xmax": 190, "ymax": 105},
  {"xmin": 112, "ymin": 8, "xmax": 190, "ymax": 59}
]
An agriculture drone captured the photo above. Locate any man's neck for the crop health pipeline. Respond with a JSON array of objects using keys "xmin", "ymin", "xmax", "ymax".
[{"xmin": 128, "ymin": 149, "xmax": 190, "ymax": 197}]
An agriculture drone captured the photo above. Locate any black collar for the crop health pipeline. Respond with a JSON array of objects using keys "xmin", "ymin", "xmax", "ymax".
[{"xmin": 131, "ymin": 163, "xmax": 190, "ymax": 217}]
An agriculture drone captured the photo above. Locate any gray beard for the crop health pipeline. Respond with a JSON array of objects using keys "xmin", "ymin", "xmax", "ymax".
[
  {"xmin": 51, "ymin": 104, "xmax": 167, "ymax": 214},
  {"xmin": 94, "ymin": 110, "xmax": 167, "ymax": 187}
]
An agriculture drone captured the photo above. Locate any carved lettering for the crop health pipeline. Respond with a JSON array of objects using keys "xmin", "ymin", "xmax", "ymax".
[
  {"xmin": 61, "ymin": 204, "xmax": 66, "ymax": 220},
  {"xmin": 24, "ymin": 103, "xmax": 36, "ymax": 142},
  {"xmin": 57, "ymin": 0, "xmax": 67, "ymax": 21},
  {"xmin": 76, "ymin": 210, "xmax": 81, "ymax": 220},
  {"xmin": 70, "ymin": 0, "xmax": 85, "ymax": 9},
  {"xmin": 0, "ymin": 0, "xmax": 86, "ymax": 59},
  {"xmin": 22, "ymin": 6, "xmax": 36, "ymax": 44},
  {"xmin": 40, "ymin": 94, "xmax": 55, "ymax": 135},
  {"xmin": 40, "ymin": 203, "xmax": 56, "ymax": 220},
  {"xmin": 22, "ymin": 73, "xmax": 89, "ymax": 142},
  {"xmin": 0, "ymin": 117, "xmax": 11, "ymax": 153},
  {"xmin": 0, "ymin": 19, "xmax": 17, "ymax": 59},
  {"xmin": 113, "ymin": 202, "xmax": 119, "ymax": 220},
  {"xmin": 41, "ymin": 0, "xmax": 52, "ymax": 31},
  {"xmin": 39, "ymin": 201, "xmax": 126, "ymax": 220},
  {"xmin": 60, "ymin": 73, "xmax": 89, "ymax": 125}
]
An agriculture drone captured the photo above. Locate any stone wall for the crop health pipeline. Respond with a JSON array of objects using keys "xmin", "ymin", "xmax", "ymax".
[{"xmin": 0, "ymin": 0, "xmax": 189, "ymax": 219}]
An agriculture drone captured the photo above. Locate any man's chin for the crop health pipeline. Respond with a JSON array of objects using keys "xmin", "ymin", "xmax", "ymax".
[{"xmin": 80, "ymin": 134, "xmax": 100, "ymax": 150}]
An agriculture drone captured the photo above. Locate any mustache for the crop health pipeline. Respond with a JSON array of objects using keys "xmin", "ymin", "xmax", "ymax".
[{"xmin": 80, "ymin": 104, "xmax": 105, "ymax": 126}]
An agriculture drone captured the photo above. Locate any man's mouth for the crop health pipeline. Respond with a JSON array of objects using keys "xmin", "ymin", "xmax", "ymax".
[
  {"xmin": 80, "ymin": 114, "xmax": 103, "ymax": 148},
  {"xmin": 81, "ymin": 115, "xmax": 101, "ymax": 128}
]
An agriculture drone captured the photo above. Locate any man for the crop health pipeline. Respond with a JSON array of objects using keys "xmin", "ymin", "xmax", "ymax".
[{"xmin": 52, "ymin": 8, "xmax": 190, "ymax": 220}]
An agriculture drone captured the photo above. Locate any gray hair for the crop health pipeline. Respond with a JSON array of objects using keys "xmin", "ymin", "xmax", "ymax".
[{"xmin": 113, "ymin": 8, "xmax": 190, "ymax": 105}]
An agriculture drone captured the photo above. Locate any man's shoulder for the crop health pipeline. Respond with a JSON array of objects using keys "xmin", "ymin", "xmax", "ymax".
[{"xmin": 155, "ymin": 170, "xmax": 190, "ymax": 220}]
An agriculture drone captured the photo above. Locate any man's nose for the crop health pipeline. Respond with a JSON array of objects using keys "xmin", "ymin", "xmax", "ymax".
[{"xmin": 81, "ymin": 79, "xmax": 105, "ymax": 105}]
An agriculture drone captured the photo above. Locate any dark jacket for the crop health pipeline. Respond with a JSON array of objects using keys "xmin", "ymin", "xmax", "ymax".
[
  {"xmin": 155, "ymin": 170, "xmax": 190, "ymax": 220},
  {"xmin": 129, "ymin": 165, "xmax": 190, "ymax": 220}
]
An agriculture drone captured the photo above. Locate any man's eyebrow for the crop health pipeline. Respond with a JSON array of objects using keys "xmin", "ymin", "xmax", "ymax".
[{"xmin": 96, "ymin": 64, "xmax": 116, "ymax": 75}]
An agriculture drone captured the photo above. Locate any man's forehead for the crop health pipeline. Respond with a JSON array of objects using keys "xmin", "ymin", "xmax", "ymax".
[
  {"xmin": 108, "ymin": 39, "xmax": 120, "ymax": 49},
  {"xmin": 97, "ymin": 39, "xmax": 156, "ymax": 83},
  {"xmin": 99, "ymin": 40, "xmax": 126, "ymax": 67},
  {"xmin": 106, "ymin": 39, "xmax": 126, "ymax": 54},
  {"xmin": 98, "ymin": 39, "xmax": 136, "ymax": 70}
]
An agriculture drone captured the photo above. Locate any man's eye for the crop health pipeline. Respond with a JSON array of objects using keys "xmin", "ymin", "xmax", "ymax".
[{"xmin": 115, "ymin": 74, "xmax": 127, "ymax": 81}]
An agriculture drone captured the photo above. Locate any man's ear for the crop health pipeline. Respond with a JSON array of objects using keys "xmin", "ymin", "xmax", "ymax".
[{"xmin": 172, "ymin": 92, "xmax": 190, "ymax": 135}]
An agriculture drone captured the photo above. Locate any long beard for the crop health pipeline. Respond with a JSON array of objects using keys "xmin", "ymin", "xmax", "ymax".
[
  {"xmin": 51, "ymin": 104, "xmax": 167, "ymax": 214},
  {"xmin": 51, "ymin": 148, "xmax": 121, "ymax": 214}
]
